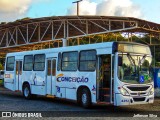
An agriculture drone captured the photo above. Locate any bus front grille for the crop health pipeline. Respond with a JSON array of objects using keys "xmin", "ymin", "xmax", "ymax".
[
  {"xmin": 133, "ymin": 97, "xmax": 145, "ymax": 102},
  {"xmin": 130, "ymin": 92, "xmax": 147, "ymax": 96},
  {"xmin": 127, "ymin": 86, "xmax": 150, "ymax": 91}
]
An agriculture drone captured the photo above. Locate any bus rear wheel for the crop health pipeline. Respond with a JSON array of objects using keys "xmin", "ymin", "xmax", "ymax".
[
  {"xmin": 23, "ymin": 84, "xmax": 32, "ymax": 99},
  {"xmin": 80, "ymin": 88, "xmax": 91, "ymax": 108}
]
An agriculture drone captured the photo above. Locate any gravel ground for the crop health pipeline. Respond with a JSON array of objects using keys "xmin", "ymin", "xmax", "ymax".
[{"xmin": 0, "ymin": 86, "xmax": 160, "ymax": 118}]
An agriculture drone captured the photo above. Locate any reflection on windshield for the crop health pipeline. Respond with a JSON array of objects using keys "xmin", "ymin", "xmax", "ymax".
[{"xmin": 118, "ymin": 54, "xmax": 153, "ymax": 84}]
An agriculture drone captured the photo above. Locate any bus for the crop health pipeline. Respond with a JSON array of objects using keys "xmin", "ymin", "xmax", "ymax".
[{"xmin": 4, "ymin": 42, "xmax": 154, "ymax": 108}]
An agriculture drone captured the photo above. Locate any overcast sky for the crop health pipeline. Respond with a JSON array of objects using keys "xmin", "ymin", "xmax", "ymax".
[{"xmin": 0, "ymin": 0, "xmax": 160, "ymax": 23}]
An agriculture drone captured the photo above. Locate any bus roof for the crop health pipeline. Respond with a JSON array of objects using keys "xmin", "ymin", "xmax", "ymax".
[
  {"xmin": 6, "ymin": 42, "xmax": 149, "ymax": 56},
  {"xmin": 6, "ymin": 42, "xmax": 114, "ymax": 56}
]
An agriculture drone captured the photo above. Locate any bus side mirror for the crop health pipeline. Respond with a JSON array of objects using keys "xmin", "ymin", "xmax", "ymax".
[{"xmin": 118, "ymin": 56, "xmax": 122, "ymax": 66}]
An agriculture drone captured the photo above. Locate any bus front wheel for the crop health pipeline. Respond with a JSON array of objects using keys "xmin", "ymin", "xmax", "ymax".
[
  {"xmin": 23, "ymin": 84, "xmax": 32, "ymax": 99},
  {"xmin": 80, "ymin": 88, "xmax": 91, "ymax": 108}
]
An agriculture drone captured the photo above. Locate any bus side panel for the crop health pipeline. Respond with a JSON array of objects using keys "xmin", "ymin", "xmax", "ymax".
[
  {"xmin": 31, "ymin": 86, "xmax": 45, "ymax": 95},
  {"xmin": 4, "ymin": 83, "xmax": 14, "ymax": 91},
  {"xmin": 66, "ymin": 88, "xmax": 76, "ymax": 100},
  {"xmin": 56, "ymin": 71, "xmax": 97, "ymax": 103},
  {"xmin": 4, "ymin": 71, "xmax": 15, "ymax": 91},
  {"xmin": 76, "ymin": 72, "xmax": 97, "ymax": 103},
  {"xmin": 30, "ymin": 71, "xmax": 46, "ymax": 95},
  {"xmin": 56, "ymin": 87, "xmax": 66, "ymax": 98},
  {"xmin": 21, "ymin": 71, "xmax": 33, "ymax": 90}
]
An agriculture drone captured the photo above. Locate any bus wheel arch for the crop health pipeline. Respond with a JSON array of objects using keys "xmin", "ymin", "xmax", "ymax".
[
  {"xmin": 77, "ymin": 86, "xmax": 92, "ymax": 108},
  {"xmin": 22, "ymin": 82, "xmax": 32, "ymax": 99}
]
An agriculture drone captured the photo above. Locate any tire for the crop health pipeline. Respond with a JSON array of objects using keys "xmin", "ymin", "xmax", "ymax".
[
  {"xmin": 23, "ymin": 84, "xmax": 32, "ymax": 100},
  {"xmin": 80, "ymin": 88, "xmax": 91, "ymax": 108}
]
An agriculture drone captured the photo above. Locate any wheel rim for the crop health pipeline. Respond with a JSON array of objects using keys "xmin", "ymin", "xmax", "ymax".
[
  {"xmin": 24, "ymin": 87, "xmax": 29, "ymax": 97},
  {"xmin": 82, "ymin": 93, "xmax": 87, "ymax": 104}
]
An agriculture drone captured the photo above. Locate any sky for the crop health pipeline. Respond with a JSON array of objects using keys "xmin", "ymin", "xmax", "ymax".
[{"xmin": 0, "ymin": 0, "xmax": 160, "ymax": 23}]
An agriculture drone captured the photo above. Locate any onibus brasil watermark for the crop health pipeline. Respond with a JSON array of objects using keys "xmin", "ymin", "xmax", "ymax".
[{"xmin": 1, "ymin": 112, "xmax": 42, "ymax": 118}]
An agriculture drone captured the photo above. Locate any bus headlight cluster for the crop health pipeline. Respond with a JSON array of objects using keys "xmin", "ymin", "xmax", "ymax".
[
  {"xmin": 118, "ymin": 87, "xmax": 129, "ymax": 96},
  {"xmin": 149, "ymin": 87, "xmax": 154, "ymax": 95}
]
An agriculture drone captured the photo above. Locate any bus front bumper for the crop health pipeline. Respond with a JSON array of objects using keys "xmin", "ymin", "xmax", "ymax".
[{"xmin": 115, "ymin": 93, "xmax": 154, "ymax": 106}]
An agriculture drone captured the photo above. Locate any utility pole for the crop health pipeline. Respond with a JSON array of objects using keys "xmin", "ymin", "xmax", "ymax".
[{"xmin": 72, "ymin": 0, "xmax": 83, "ymax": 16}]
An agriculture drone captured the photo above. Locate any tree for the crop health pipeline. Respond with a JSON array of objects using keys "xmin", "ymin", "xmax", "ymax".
[{"xmin": 0, "ymin": 63, "xmax": 4, "ymax": 70}]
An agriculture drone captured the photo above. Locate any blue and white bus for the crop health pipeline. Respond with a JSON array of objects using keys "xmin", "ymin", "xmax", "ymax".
[{"xmin": 4, "ymin": 42, "xmax": 154, "ymax": 108}]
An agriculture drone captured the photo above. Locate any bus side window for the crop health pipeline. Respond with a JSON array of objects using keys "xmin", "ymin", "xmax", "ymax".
[
  {"xmin": 47, "ymin": 60, "xmax": 51, "ymax": 76},
  {"xmin": 34, "ymin": 54, "xmax": 45, "ymax": 71},
  {"xmin": 57, "ymin": 52, "xmax": 61, "ymax": 71},
  {"xmin": 47, "ymin": 59, "xmax": 56, "ymax": 76},
  {"xmin": 79, "ymin": 50, "xmax": 96, "ymax": 71},
  {"xmin": 62, "ymin": 51, "xmax": 78, "ymax": 71},
  {"xmin": 6, "ymin": 56, "xmax": 15, "ymax": 71},
  {"xmin": 52, "ymin": 59, "xmax": 56, "ymax": 76},
  {"xmin": 23, "ymin": 55, "xmax": 33, "ymax": 71}
]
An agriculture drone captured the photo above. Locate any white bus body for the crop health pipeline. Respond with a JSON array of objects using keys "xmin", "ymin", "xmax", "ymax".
[{"xmin": 4, "ymin": 42, "xmax": 154, "ymax": 108}]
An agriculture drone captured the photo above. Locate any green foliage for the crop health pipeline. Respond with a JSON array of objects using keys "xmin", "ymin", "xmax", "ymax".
[
  {"xmin": 142, "ymin": 60, "xmax": 149, "ymax": 67},
  {"xmin": 0, "ymin": 22, "xmax": 7, "ymax": 25},
  {"xmin": 0, "ymin": 63, "xmax": 3, "ymax": 70},
  {"xmin": 15, "ymin": 17, "xmax": 31, "ymax": 22}
]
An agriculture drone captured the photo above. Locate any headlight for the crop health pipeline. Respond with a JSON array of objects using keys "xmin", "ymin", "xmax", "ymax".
[
  {"xmin": 149, "ymin": 87, "xmax": 154, "ymax": 95},
  {"xmin": 118, "ymin": 87, "xmax": 129, "ymax": 96}
]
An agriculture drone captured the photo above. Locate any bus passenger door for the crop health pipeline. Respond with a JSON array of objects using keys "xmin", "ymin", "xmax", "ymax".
[
  {"xmin": 46, "ymin": 58, "xmax": 56, "ymax": 95},
  {"xmin": 15, "ymin": 60, "xmax": 22, "ymax": 91},
  {"xmin": 97, "ymin": 55, "xmax": 114, "ymax": 104}
]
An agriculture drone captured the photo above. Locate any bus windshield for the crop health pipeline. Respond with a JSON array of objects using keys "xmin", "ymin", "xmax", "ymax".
[{"xmin": 118, "ymin": 54, "xmax": 153, "ymax": 84}]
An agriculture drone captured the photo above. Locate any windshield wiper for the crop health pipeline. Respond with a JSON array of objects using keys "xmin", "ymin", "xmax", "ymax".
[
  {"xmin": 127, "ymin": 53, "xmax": 136, "ymax": 66},
  {"xmin": 127, "ymin": 53, "xmax": 137, "ymax": 75},
  {"xmin": 139, "ymin": 54, "xmax": 147, "ymax": 66}
]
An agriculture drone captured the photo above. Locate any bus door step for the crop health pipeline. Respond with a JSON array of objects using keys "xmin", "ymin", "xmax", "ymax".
[
  {"xmin": 100, "ymin": 88, "xmax": 110, "ymax": 95},
  {"xmin": 103, "ymin": 94, "xmax": 110, "ymax": 101},
  {"xmin": 46, "ymin": 95, "xmax": 55, "ymax": 98},
  {"xmin": 97, "ymin": 102, "xmax": 110, "ymax": 105},
  {"xmin": 100, "ymin": 88, "xmax": 110, "ymax": 90}
]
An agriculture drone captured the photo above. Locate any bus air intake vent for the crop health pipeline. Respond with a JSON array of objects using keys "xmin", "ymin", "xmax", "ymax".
[
  {"xmin": 133, "ymin": 97, "xmax": 145, "ymax": 102},
  {"xmin": 127, "ymin": 86, "xmax": 150, "ymax": 91}
]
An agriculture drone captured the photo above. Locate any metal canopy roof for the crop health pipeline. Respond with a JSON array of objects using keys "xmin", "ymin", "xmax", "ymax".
[{"xmin": 0, "ymin": 16, "xmax": 160, "ymax": 56}]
